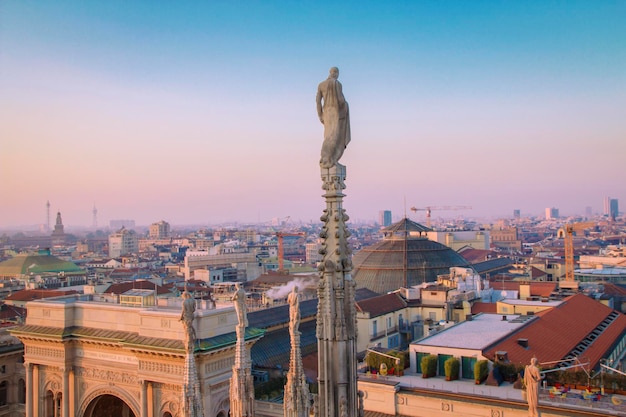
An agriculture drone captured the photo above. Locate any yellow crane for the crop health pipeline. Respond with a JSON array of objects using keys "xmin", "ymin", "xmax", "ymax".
[
  {"xmin": 409, "ymin": 205, "xmax": 472, "ymax": 228},
  {"xmin": 558, "ymin": 222, "xmax": 595, "ymax": 282}
]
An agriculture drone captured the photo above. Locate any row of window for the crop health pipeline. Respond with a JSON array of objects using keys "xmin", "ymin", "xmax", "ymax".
[{"xmin": 0, "ymin": 379, "xmax": 26, "ymax": 406}]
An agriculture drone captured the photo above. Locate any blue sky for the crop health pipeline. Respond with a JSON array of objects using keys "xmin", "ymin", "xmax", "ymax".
[{"xmin": 1, "ymin": 1, "xmax": 625, "ymax": 228}]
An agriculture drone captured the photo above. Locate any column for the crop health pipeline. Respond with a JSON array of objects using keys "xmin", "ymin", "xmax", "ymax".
[
  {"xmin": 147, "ymin": 382, "xmax": 154, "ymax": 417},
  {"xmin": 32, "ymin": 364, "xmax": 40, "ymax": 417},
  {"xmin": 25, "ymin": 363, "xmax": 33, "ymax": 417},
  {"xmin": 62, "ymin": 368, "xmax": 70, "ymax": 417},
  {"xmin": 68, "ymin": 368, "xmax": 75, "ymax": 417},
  {"xmin": 139, "ymin": 380, "xmax": 147, "ymax": 417}
]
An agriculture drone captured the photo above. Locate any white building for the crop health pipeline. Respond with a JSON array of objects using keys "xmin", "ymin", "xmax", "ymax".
[
  {"xmin": 409, "ymin": 313, "xmax": 534, "ymax": 379},
  {"xmin": 426, "ymin": 230, "xmax": 490, "ymax": 251},
  {"xmin": 108, "ymin": 227, "xmax": 138, "ymax": 258}
]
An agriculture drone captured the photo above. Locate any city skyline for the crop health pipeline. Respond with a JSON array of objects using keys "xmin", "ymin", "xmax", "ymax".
[{"xmin": 2, "ymin": 1, "xmax": 625, "ymax": 228}]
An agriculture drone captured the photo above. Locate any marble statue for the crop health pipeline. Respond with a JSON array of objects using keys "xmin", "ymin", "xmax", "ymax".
[
  {"xmin": 317, "ymin": 66, "xmax": 351, "ymax": 168},
  {"xmin": 232, "ymin": 283, "xmax": 248, "ymax": 327},
  {"xmin": 524, "ymin": 357, "xmax": 543, "ymax": 417},
  {"xmin": 288, "ymin": 286, "xmax": 301, "ymax": 331},
  {"xmin": 180, "ymin": 290, "xmax": 196, "ymax": 350}
]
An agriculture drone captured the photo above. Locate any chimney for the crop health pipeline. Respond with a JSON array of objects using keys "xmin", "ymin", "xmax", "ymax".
[
  {"xmin": 502, "ymin": 315, "xmax": 507, "ymax": 321},
  {"xmin": 517, "ymin": 338, "xmax": 529, "ymax": 348},
  {"xmin": 465, "ymin": 314, "xmax": 473, "ymax": 321}
]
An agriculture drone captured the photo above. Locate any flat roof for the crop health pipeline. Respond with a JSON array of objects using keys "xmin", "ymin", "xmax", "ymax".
[
  {"xmin": 412, "ymin": 313, "xmax": 535, "ymax": 350},
  {"xmin": 498, "ymin": 298, "xmax": 562, "ymax": 307}
]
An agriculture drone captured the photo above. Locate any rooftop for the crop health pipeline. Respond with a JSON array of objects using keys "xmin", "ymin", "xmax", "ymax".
[{"xmin": 413, "ymin": 313, "xmax": 535, "ymax": 350}]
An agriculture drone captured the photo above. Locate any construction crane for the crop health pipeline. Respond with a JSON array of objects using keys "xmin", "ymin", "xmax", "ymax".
[
  {"xmin": 409, "ymin": 206, "xmax": 472, "ymax": 228},
  {"xmin": 276, "ymin": 232, "xmax": 306, "ymax": 271},
  {"xmin": 558, "ymin": 222, "xmax": 595, "ymax": 282}
]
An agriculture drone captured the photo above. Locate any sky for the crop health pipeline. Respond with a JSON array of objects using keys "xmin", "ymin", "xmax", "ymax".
[{"xmin": 1, "ymin": 1, "xmax": 625, "ymax": 229}]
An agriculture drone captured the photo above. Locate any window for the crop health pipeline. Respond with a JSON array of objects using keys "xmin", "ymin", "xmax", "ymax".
[
  {"xmin": 388, "ymin": 335, "xmax": 399, "ymax": 349},
  {"xmin": 18, "ymin": 379, "xmax": 25, "ymax": 404},
  {"xmin": 462, "ymin": 357, "xmax": 477, "ymax": 380},
  {"xmin": 372, "ymin": 320, "xmax": 377, "ymax": 337},
  {"xmin": 387, "ymin": 317, "xmax": 392, "ymax": 328},
  {"xmin": 415, "ymin": 352, "xmax": 429, "ymax": 374},
  {"xmin": 0, "ymin": 381, "xmax": 6, "ymax": 406}
]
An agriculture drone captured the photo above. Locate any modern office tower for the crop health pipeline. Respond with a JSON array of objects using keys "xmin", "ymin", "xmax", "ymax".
[
  {"xmin": 604, "ymin": 198, "xmax": 619, "ymax": 221},
  {"xmin": 379, "ymin": 210, "xmax": 392, "ymax": 226},
  {"xmin": 604, "ymin": 196, "xmax": 611, "ymax": 216},
  {"xmin": 585, "ymin": 206, "xmax": 592, "ymax": 217},
  {"xmin": 108, "ymin": 227, "xmax": 138, "ymax": 257},
  {"xmin": 545, "ymin": 207, "xmax": 559, "ymax": 220},
  {"xmin": 149, "ymin": 220, "xmax": 171, "ymax": 239},
  {"xmin": 513, "ymin": 209, "xmax": 521, "ymax": 219}
]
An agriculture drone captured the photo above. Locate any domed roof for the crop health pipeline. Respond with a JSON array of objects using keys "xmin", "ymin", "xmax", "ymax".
[
  {"xmin": 352, "ymin": 218, "xmax": 472, "ymax": 294},
  {"xmin": 0, "ymin": 250, "xmax": 82, "ymax": 278}
]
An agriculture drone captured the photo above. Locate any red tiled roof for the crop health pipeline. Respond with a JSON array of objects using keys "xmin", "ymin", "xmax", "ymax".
[
  {"xmin": 602, "ymin": 283, "xmax": 626, "ymax": 296},
  {"xmin": 484, "ymin": 294, "xmax": 626, "ymax": 369},
  {"xmin": 490, "ymin": 281, "xmax": 520, "ymax": 292},
  {"xmin": 0, "ymin": 303, "xmax": 26, "ymax": 320},
  {"xmin": 5, "ymin": 289, "xmax": 78, "ymax": 302},
  {"xmin": 529, "ymin": 282, "xmax": 557, "ymax": 297},
  {"xmin": 530, "ymin": 266, "xmax": 548, "ymax": 280},
  {"xmin": 356, "ymin": 293, "xmax": 406, "ymax": 318},
  {"xmin": 458, "ymin": 248, "xmax": 498, "ymax": 264},
  {"xmin": 471, "ymin": 302, "xmax": 497, "ymax": 314}
]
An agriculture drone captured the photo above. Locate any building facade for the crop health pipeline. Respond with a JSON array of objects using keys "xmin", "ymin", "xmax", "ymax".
[
  {"xmin": 108, "ymin": 227, "xmax": 139, "ymax": 258},
  {"xmin": 11, "ymin": 293, "xmax": 263, "ymax": 417},
  {"xmin": 149, "ymin": 221, "xmax": 171, "ymax": 239}
]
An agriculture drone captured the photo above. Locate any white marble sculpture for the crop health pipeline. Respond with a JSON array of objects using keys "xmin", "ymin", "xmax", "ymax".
[
  {"xmin": 524, "ymin": 357, "xmax": 543, "ymax": 417},
  {"xmin": 317, "ymin": 67, "xmax": 351, "ymax": 168}
]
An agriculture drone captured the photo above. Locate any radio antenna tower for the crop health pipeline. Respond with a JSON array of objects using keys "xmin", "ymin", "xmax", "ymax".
[
  {"xmin": 46, "ymin": 200, "xmax": 51, "ymax": 233},
  {"xmin": 92, "ymin": 203, "xmax": 98, "ymax": 229}
]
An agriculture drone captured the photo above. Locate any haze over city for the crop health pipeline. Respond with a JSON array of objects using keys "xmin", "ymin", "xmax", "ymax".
[{"xmin": 2, "ymin": 1, "xmax": 625, "ymax": 228}]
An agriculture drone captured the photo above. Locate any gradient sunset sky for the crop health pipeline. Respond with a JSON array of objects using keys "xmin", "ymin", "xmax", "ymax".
[{"xmin": 1, "ymin": 1, "xmax": 625, "ymax": 229}]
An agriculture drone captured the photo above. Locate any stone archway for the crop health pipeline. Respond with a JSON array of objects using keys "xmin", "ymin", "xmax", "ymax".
[{"xmin": 83, "ymin": 394, "xmax": 136, "ymax": 417}]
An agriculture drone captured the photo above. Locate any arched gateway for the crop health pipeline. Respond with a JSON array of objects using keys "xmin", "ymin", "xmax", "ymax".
[
  {"xmin": 11, "ymin": 293, "xmax": 264, "ymax": 417},
  {"xmin": 83, "ymin": 394, "xmax": 136, "ymax": 417}
]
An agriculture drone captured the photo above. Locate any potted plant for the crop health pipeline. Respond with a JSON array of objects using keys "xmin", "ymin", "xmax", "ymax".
[
  {"xmin": 474, "ymin": 360, "xmax": 489, "ymax": 385},
  {"xmin": 444, "ymin": 357, "xmax": 460, "ymax": 381},
  {"xmin": 421, "ymin": 354, "xmax": 437, "ymax": 378}
]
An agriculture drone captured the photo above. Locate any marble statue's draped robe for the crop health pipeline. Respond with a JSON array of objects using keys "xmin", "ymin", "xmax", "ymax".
[
  {"xmin": 524, "ymin": 362, "xmax": 541, "ymax": 417},
  {"xmin": 317, "ymin": 77, "xmax": 351, "ymax": 168}
]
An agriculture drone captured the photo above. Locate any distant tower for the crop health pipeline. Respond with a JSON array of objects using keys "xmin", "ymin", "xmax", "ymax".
[
  {"xmin": 513, "ymin": 209, "xmax": 521, "ymax": 219},
  {"xmin": 46, "ymin": 200, "xmax": 51, "ymax": 233},
  {"xmin": 604, "ymin": 196, "xmax": 611, "ymax": 216},
  {"xmin": 545, "ymin": 207, "xmax": 559, "ymax": 220},
  {"xmin": 52, "ymin": 211, "xmax": 64, "ymax": 236},
  {"xmin": 92, "ymin": 204, "xmax": 98, "ymax": 229},
  {"xmin": 316, "ymin": 164, "xmax": 360, "ymax": 417},
  {"xmin": 51, "ymin": 211, "xmax": 66, "ymax": 245},
  {"xmin": 378, "ymin": 210, "xmax": 392, "ymax": 227}
]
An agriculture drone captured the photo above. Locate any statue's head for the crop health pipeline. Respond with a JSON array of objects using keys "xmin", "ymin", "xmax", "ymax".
[
  {"xmin": 531, "ymin": 357, "xmax": 538, "ymax": 366},
  {"xmin": 329, "ymin": 67, "xmax": 339, "ymax": 79}
]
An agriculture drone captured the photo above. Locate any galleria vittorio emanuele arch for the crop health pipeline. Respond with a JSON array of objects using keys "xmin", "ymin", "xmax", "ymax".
[{"xmin": 11, "ymin": 290, "xmax": 263, "ymax": 417}]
